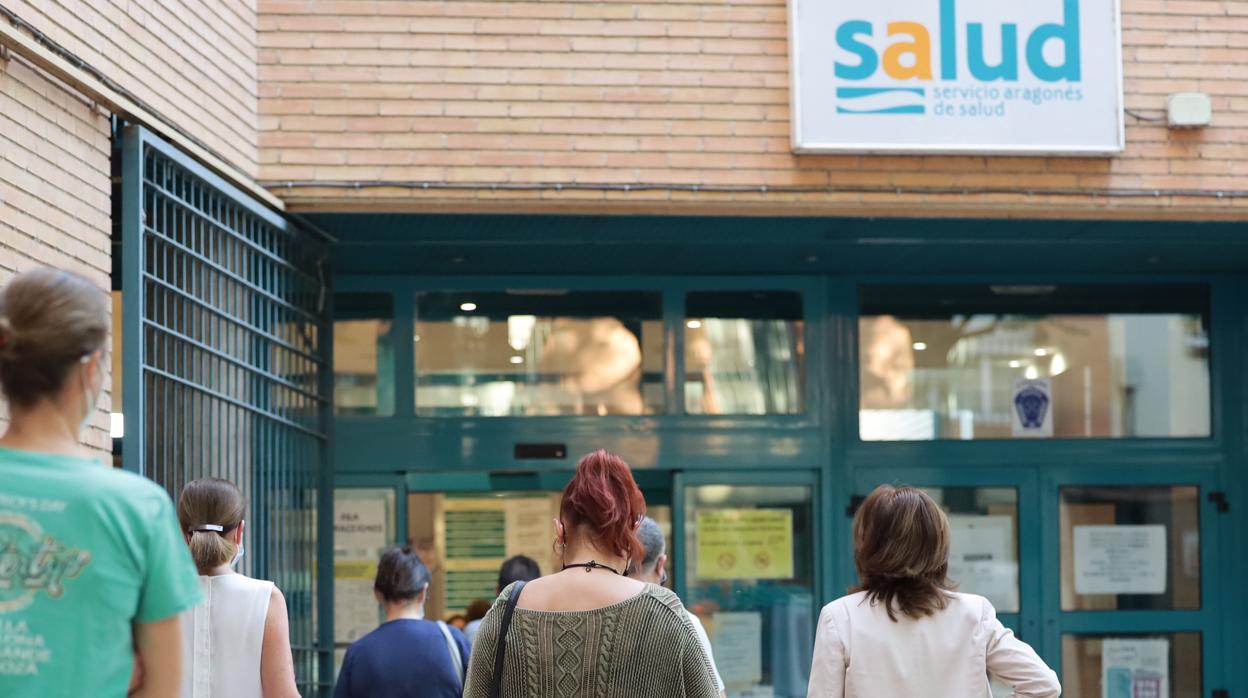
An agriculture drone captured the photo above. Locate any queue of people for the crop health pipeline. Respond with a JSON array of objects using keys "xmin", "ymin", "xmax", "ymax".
[{"xmin": 0, "ymin": 266, "xmax": 1060, "ymax": 697}]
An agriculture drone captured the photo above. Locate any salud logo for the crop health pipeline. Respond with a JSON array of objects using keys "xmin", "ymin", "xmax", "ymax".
[
  {"xmin": 0, "ymin": 514, "xmax": 92, "ymax": 613},
  {"xmin": 834, "ymin": 0, "xmax": 1082, "ymax": 115}
]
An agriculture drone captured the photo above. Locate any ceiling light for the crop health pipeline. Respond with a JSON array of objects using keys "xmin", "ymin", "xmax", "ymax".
[
  {"xmin": 1050, "ymin": 353, "xmax": 1068, "ymax": 376},
  {"xmin": 686, "ymin": 320, "xmax": 703, "ymax": 329},
  {"xmin": 912, "ymin": 342, "xmax": 928, "ymax": 351},
  {"xmin": 459, "ymin": 302, "xmax": 477, "ymax": 312},
  {"xmin": 509, "ymin": 356, "xmax": 524, "ymax": 365},
  {"xmin": 1024, "ymin": 366, "xmax": 1040, "ymax": 380},
  {"xmin": 1034, "ymin": 348, "xmax": 1048, "ymax": 357},
  {"xmin": 1008, "ymin": 360, "xmax": 1022, "ymax": 368}
]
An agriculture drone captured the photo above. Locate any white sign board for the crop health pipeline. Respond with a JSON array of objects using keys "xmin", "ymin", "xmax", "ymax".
[
  {"xmin": 1012, "ymin": 378, "xmax": 1053, "ymax": 438},
  {"xmin": 948, "ymin": 514, "xmax": 1018, "ymax": 613},
  {"xmin": 334, "ymin": 498, "xmax": 388, "ymax": 554},
  {"xmin": 1074, "ymin": 525, "xmax": 1167, "ymax": 595},
  {"xmin": 789, "ymin": 0, "xmax": 1124, "ymax": 154},
  {"xmin": 1102, "ymin": 638, "xmax": 1169, "ymax": 698},
  {"xmin": 713, "ymin": 612, "xmax": 763, "ymax": 688},
  {"xmin": 333, "ymin": 493, "xmax": 392, "ymax": 644}
]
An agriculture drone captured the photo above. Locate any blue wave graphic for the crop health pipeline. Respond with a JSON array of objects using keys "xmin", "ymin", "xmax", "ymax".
[
  {"xmin": 836, "ymin": 105, "xmax": 926, "ymax": 114},
  {"xmin": 837, "ymin": 86, "xmax": 925, "ymax": 115},
  {"xmin": 836, "ymin": 87, "xmax": 926, "ymax": 98}
]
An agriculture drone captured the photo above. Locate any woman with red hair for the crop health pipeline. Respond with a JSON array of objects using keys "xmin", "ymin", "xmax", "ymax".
[{"xmin": 464, "ymin": 450, "xmax": 718, "ymax": 698}]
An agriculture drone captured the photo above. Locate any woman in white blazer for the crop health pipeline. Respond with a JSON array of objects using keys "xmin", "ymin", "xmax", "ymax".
[{"xmin": 807, "ymin": 485, "xmax": 1061, "ymax": 698}]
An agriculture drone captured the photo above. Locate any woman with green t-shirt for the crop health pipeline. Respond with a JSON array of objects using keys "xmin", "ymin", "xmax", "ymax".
[{"xmin": 0, "ymin": 267, "xmax": 204, "ymax": 697}]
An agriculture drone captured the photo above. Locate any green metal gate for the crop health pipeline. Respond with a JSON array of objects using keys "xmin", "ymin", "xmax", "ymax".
[{"xmin": 118, "ymin": 125, "xmax": 334, "ymax": 695}]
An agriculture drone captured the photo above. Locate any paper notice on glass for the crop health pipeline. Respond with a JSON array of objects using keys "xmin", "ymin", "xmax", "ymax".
[
  {"xmin": 697, "ymin": 509, "xmax": 794, "ymax": 580},
  {"xmin": 1012, "ymin": 378, "xmax": 1053, "ymax": 438},
  {"xmin": 334, "ymin": 497, "xmax": 388, "ymax": 555},
  {"xmin": 947, "ymin": 514, "xmax": 1019, "ymax": 613},
  {"xmin": 1074, "ymin": 525, "xmax": 1167, "ymax": 595},
  {"xmin": 712, "ymin": 612, "xmax": 763, "ymax": 689},
  {"xmin": 334, "ymin": 577, "xmax": 382, "ymax": 643},
  {"xmin": 505, "ymin": 497, "xmax": 553, "ymax": 563},
  {"xmin": 1102, "ymin": 638, "xmax": 1169, "ymax": 698}
]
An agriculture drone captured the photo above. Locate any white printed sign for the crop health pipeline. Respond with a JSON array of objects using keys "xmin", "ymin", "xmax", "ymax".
[
  {"xmin": 789, "ymin": 0, "xmax": 1124, "ymax": 154},
  {"xmin": 334, "ymin": 498, "xmax": 388, "ymax": 554},
  {"xmin": 1102, "ymin": 638, "xmax": 1169, "ymax": 698},
  {"xmin": 713, "ymin": 612, "xmax": 763, "ymax": 689},
  {"xmin": 333, "ymin": 492, "xmax": 392, "ymax": 644},
  {"xmin": 948, "ymin": 515, "xmax": 1018, "ymax": 612},
  {"xmin": 1012, "ymin": 378, "xmax": 1053, "ymax": 438},
  {"xmin": 1074, "ymin": 525, "xmax": 1167, "ymax": 595}
]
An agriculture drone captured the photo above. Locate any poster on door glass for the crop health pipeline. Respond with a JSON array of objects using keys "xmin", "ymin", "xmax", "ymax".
[
  {"xmin": 1102, "ymin": 638, "xmax": 1169, "ymax": 698},
  {"xmin": 947, "ymin": 514, "xmax": 1018, "ymax": 612}
]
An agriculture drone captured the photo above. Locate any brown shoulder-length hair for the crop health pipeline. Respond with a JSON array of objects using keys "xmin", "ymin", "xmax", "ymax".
[{"xmin": 852, "ymin": 484, "xmax": 954, "ymax": 622}]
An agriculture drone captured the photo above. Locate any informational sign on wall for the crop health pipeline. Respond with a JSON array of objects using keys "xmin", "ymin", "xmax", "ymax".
[
  {"xmin": 789, "ymin": 0, "xmax": 1124, "ymax": 154},
  {"xmin": 1102, "ymin": 638, "xmax": 1169, "ymax": 698},
  {"xmin": 333, "ymin": 492, "xmax": 392, "ymax": 644},
  {"xmin": 948, "ymin": 514, "xmax": 1019, "ymax": 612},
  {"xmin": 713, "ymin": 612, "xmax": 764, "ymax": 689},
  {"xmin": 697, "ymin": 509, "xmax": 794, "ymax": 580},
  {"xmin": 1074, "ymin": 525, "xmax": 1167, "ymax": 595},
  {"xmin": 1012, "ymin": 378, "xmax": 1053, "ymax": 438}
]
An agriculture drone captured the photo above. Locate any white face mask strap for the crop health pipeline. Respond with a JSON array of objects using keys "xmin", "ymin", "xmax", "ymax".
[{"xmin": 75, "ymin": 354, "xmax": 98, "ymax": 437}]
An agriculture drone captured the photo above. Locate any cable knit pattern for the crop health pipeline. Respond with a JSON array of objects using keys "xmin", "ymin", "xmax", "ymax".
[
  {"xmin": 555, "ymin": 615, "xmax": 584, "ymax": 696},
  {"xmin": 464, "ymin": 583, "xmax": 718, "ymax": 698},
  {"xmin": 593, "ymin": 610, "xmax": 616, "ymax": 698}
]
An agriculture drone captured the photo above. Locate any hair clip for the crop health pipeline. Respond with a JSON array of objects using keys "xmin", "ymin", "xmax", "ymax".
[{"xmin": 191, "ymin": 524, "xmax": 224, "ymax": 532}]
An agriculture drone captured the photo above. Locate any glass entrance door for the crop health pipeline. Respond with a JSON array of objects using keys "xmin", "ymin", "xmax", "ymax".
[
  {"xmin": 674, "ymin": 470, "xmax": 819, "ymax": 698},
  {"xmin": 405, "ymin": 470, "xmax": 675, "ymax": 622}
]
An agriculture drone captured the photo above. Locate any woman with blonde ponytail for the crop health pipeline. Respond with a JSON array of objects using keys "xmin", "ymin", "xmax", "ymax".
[
  {"xmin": 177, "ymin": 478, "xmax": 300, "ymax": 698},
  {"xmin": 0, "ymin": 267, "xmax": 202, "ymax": 698}
]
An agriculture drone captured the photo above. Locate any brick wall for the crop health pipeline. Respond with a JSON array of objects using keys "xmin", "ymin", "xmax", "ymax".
[
  {"xmin": 0, "ymin": 57, "xmax": 113, "ymax": 452},
  {"xmin": 8, "ymin": 0, "xmax": 259, "ymax": 177},
  {"xmin": 258, "ymin": 0, "xmax": 1248, "ymax": 217}
]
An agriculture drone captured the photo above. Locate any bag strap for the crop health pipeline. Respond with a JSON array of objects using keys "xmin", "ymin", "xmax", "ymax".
[
  {"xmin": 490, "ymin": 580, "xmax": 526, "ymax": 698},
  {"xmin": 436, "ymin": 620, "xmax": 464, "ymax": 688}
]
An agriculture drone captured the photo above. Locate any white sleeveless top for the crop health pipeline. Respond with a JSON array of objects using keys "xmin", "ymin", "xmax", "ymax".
[{"xmin": 179, "ymin": 574, "xmax": 273, "ymax": 698}]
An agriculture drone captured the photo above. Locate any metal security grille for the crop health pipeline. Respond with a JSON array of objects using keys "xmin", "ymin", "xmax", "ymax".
[{"xmin": 119, "ymin": 126, "xmax": 333, "ymax": 695}]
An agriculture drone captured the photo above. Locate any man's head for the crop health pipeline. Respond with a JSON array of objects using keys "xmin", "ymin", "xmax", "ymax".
[
  {"xmin": 631, "ymin": 517, "xmax": 668, "ymax": 586},
  {"xmin": 497, "ymin": 555, "xmax": 541, "ymax": 593}
]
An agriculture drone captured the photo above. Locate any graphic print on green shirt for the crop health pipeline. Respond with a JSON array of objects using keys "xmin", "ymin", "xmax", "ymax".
[
  {"xmin": 0, "ymin": 512, "xmax": 93, "ymax": 611},
  {"xmin": 0, "ymin": 447, "xmax": 204, "ymax": 695}
]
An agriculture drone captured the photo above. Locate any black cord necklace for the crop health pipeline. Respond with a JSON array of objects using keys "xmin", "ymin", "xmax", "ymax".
[{"xmin": 561, "ymin": 559, "xmax": 626, "ymax": 576}]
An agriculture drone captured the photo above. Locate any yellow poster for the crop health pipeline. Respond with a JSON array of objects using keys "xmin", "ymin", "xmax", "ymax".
[{"xmin": 696, "ymin": 509, "xmax": 794, "ymax": 580}]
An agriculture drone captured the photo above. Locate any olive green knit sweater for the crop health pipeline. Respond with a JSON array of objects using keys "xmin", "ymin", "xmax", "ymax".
[{"xmin": 464, "ymin": 582, "xmax": 719, "ymax": 698}]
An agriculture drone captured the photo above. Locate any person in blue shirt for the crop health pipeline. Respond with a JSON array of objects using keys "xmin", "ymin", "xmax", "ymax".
[{"xmin": 335, "ymin": 547, "xmax": 469, "ymax": 698}]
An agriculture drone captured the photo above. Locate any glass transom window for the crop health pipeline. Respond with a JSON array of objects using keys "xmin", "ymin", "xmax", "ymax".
[
  {"xmin": 859, "ymin": 284, "xmax": 1211, "ymax": 440},
  {"xmin": 415, "ymin": 291, "xmax": 663, "ymax": 416}
]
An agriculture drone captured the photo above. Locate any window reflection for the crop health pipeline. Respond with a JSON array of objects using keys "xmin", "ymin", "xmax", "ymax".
[
  {"xmin": 415, "ymin": 291, "xmax": 662, "ymax": 416},
  {"xmin": 333, "ymin": 293, "xmax": 395, "ymax": 416},
  {"xmin": 859, "ymin": 285, "xmax": 1211, "ymax": 440},
  {"xmin": 686, "ymin": 291, "xmax": 805, "ymax": 415}
]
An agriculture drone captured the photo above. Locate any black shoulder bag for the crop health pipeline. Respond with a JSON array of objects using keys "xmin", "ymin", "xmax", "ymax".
[{"xmin": 490, "ymin": 580, "xmax": 526, "ymax": 698}]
